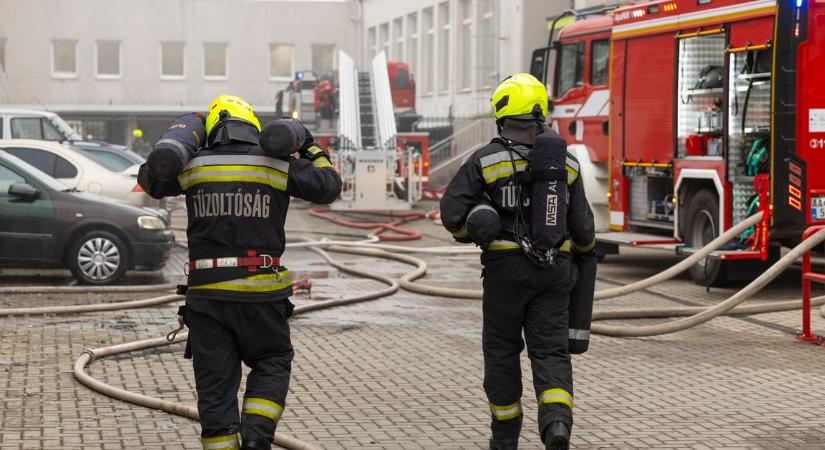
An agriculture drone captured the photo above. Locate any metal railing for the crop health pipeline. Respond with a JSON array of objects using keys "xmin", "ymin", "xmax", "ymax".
[
  {"xmin": 337, "ymin": 50, "xmax": 361, "ymax": 150},
  {"xmin": 371, "ymin": 51, "xmax": 397, "ymax": 150},
  {"xmin": 428, "ymin": 118, "xmax": 496, "ymax": 169}
]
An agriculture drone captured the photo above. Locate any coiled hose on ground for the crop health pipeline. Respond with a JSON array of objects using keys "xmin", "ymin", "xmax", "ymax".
[
  {"xmin": 4, "ymin": 210, "xmax": 823, "ymax": 448},
  {"xmin": 72, "ymin": 243, "xmax": 426, "ymax": 450},
  {"xmin": 301, "ymin": 211, "xmax": 825, "ymax": 337}
]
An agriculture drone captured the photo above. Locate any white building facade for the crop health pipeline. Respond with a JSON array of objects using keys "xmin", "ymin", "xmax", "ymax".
[
  {"xmin": 0, "ymin": 0, "xmax": 359, "ymax": 144},
  {"xmin": 360, "ymin": 0, "xmax": 607, "ymax": 118}
]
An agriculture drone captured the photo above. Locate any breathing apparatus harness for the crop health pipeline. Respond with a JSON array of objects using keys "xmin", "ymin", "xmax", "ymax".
[{"xmin": 493, "ymin": 115, "xmax": 567, "ymax": 268}]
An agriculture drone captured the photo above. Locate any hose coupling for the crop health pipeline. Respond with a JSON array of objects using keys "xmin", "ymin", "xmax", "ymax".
[{"xmin": 166, "ymin": 315, "xmax": 186, "ymax": 342}]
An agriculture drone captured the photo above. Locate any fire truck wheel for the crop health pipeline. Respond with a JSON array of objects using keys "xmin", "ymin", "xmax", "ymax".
[{"xmin": 686, "ymin": 189, "xmax": 728, "ymax": 287}]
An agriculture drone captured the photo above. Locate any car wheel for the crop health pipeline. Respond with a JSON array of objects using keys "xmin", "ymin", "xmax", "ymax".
[
  {"xmin": 686, "ymin": 189, "xmax": 728, "ymax": 287},
  {"xmin": 68, "ymin": 230, "xmax": 128, "ymax": 285}
]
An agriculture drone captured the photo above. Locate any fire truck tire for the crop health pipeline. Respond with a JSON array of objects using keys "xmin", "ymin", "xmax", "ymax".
[{"xmin": 686, "ymin": 189, "xmax": 728, "ymax": 286}]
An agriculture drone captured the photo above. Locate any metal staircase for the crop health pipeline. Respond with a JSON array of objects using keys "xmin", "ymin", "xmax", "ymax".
[{"xmin": 357, "ymin": 72, "xmax": 377, "ymax": 148}]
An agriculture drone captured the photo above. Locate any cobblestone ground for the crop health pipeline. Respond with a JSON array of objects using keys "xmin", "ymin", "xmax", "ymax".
[{"xmin": 2, "ymin": 200, "xmax": 825, "ymax": 449}]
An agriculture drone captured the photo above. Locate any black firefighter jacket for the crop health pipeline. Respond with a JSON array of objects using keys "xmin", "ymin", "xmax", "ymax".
[
  {"xmin": 178, "ymin": 124, "xmax": 341, "ymax": 301},
  {"xmin": 439, "ymin": 136, "xmax": 595, "ymax": 254}
]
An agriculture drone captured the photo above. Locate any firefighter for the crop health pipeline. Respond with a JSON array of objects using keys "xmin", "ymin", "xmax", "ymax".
[
  {"xmin": 178, "ymin": 95, "xmax": 341, "ymax": 449},
  {"xmin": 439, "ymin": 74, "xmax": 595, "ymax": 450},
  {"xmin": 131, "ymin": 128, "xmax": 152, "ymax": 157}
]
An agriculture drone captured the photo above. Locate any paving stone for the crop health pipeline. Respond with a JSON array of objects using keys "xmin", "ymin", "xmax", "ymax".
[{"xmin": 1, "ymin": 204, "xmax": 825, "ymax": 448}]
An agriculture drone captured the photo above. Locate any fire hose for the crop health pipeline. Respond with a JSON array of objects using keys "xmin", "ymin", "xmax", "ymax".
[
  {"xmin": 307, "ymin": 208, "xmax": 426, "ymax": 241},
  {"xmin": 1, "ymin": 283, "xmax": 177, "ymax": 294},
  {"xmin": 8, "ymin": 210, "xmax": 824, "ymax": 448},
  {"xmin": 374, "ymin": 211, "xmax": 825, "ymax": 337},
  {"xmin": 394, "ymin": 211, "xmax": 765, "ymax": 300},
  {"xmin": 73, "ymin": 243, "xmax": 426, "ymax": 450}
]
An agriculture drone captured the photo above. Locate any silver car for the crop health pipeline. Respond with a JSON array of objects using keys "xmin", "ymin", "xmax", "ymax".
[{"xmin": 0, "ymin": 139, "xmax": 156, "ymax": 207}]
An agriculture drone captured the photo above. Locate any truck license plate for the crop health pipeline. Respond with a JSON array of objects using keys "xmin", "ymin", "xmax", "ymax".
[{"xmin": 813, "ymin": 196, "xmax": 825, "ymax": 221}]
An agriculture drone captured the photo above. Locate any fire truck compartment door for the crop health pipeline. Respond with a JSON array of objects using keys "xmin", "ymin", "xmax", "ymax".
[{"xmin": 729, "ymin": 16, "xmax": 775, "ymax": 49}]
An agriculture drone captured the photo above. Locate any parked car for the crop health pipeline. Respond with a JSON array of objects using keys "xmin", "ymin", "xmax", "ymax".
[
  {"xmin": 71, "ymin": 141, "xmax": 145, "ymax": 176},
  {"xmin": 0, "ymin": 109, "xmax": 83, "ymax": 141},
  {"xmin": 0, "ymin": 150, "xmax": 173, "ymax": 284},
  {"xmin": 0, "ymin": 108, "xmax": 146, "ymax": 173},
  {"xmin": 0, "ymin": 139, "xmax": 155, "ymax": 207}
]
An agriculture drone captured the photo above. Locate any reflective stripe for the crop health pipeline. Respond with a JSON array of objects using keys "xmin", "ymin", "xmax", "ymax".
[
  {"xmin": 565, "ymin": 155, "xmax": 580, "ymax": 174},
  {"xmin": 480, "ymin": 149, "xmax": 579, "ymax": 185},
  {"xmin": 242, "ymin": 397, "xmax": 284, "ymax": 423},
  {"xmin": 184, "ymin": 154, "xmax": 290, "ymax": 173},
  {"xmin": 452, "ymin": 224, "xmax": 469, "ymax": 238},
  {"xmin": 312, "ymin": 156, "xmax": 333, "ymax": 168},
  {"xmin": 479, "ymin": 150, "xmax": 528, "ymax": 168},
  {"xmin": 482, "ymin": 160, "xmax": 528, "ymax": 184},
  {"xmin": 189, "ymin": 271, "xmax": 292, "ymax": 293},
  {"xmin": 576, "ymin": 238, "xmax": 596, "ymax": 253},
  {"xmin": 156, "ymin": 138, "xmax": 189, "ymax": 156},
  {"xmin": 489, "ymin": 400, "xmax": 523, "ymax": 421},
  {"xmin": 560, "ymin": 240, "xmax": 572, "ymax": 253},
  {"xmin": 469, "ymin": 204, "xmax": 498, "ymax": 216},
  {"xmin": 178, "ymin": 165, "xmax": 288, "ymax": 191},
  {"xmin": 486, "ymin": 240, "xmax": 520, "ymax": 251},
  {"xmin": 307, "ymin": 146, "xmax": 324, "ymax": 156},
  {"xmin": 201, "ymin": 434, "xmax": 240, "ymax": 450},
  {"xmin": 565, "ymin": 166, "xmax": 578, "ymax": 185},
  {"xmin": 538, "ymin": 388, "xmax": 573, "ymax": 410},
  {"xmin": 569, "ymin": 328, "xmax": 590, "ymax": 340}
]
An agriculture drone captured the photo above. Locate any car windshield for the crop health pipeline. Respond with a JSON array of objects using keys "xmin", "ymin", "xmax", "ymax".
[
  {"xmin": 73, "ymin": 147, "xmax": 136, "ymax": 172},
  {"xmin": 0, "ymin": 152, "xmax": 68, "ymax": 191},
  {"xmin": 48, "ymin": 115, "xmax": 83, "ymax": 141}
]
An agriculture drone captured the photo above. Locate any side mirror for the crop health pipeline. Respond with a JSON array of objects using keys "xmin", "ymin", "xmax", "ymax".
[{"xmin": 8, "ymin": 182, "xmax": 40, "ymax": 201}]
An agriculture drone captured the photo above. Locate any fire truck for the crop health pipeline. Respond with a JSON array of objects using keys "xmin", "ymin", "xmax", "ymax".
[{"xmin": 530, "ymin": 0, "xmax": 825, "ymax": 285}]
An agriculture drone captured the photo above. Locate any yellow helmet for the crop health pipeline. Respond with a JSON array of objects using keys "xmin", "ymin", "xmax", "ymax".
[
  {"xmin": 490, "ymin": 73, "xmax": 548, "ymax": 120},
  {"xmin": 205, "ymin": 95, "xmax": 262, "ymax": 137},
  {"xmin": 132, "ymin": 128, "xmax": 143, "ymax": 139}
]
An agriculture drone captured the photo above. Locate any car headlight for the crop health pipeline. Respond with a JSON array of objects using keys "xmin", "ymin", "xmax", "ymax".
[{"xmin": 138, "ymin": 215, "xmax": 166, "ymax": 230}]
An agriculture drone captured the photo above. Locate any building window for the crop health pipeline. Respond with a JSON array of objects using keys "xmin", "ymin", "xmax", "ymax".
[
  {"xmin": 367, "ymin": 27, "xmax": 377, "ymax": 61},
  {"xmin": 438, "ymin": 2, "xmax": 450, "ymax": 93},
  {"xmin": 269, "ymin": 44, "xmax": 293, "ymax": 80},
  {"xmin": 393, "ymin": 18, "xmax": 404, "ymax": 61},
  {"xmin": 96, "ymin": 41, "xmax": 121, "ymax": 79},
  {"xmin": 458, "ymin": 0, "xmax": 472, "ymax": 90},
  {"xmin": 477, "ymin": 0, "xmax": 495, "ymax": 89},
  {"xmin": 379, "ymin": 23, "xmax": 390, "ymax": 57},
  {"xmin": 406, "ymin": 13, "xmax": 418, "ymax": 76},
  {"xmin": 0, "ymin": 38, "xmax": 5, "ymax": 74},
  {"xmin": 423, "ymin": 8, "xmax": 435, "ymax": 94},
  {"xmin": 203, "ymin": 42, "xmax": 228, "ymax": 79},
  {"xmin": 160, "ymin": 42, "xmax": 185, "ymax": 79},
  {"xmin": 312, "ymin": 44, "xmax": 335, "ymax": 75},
  {"xmin": 51, "ymin": 39, "xmax": 78, "ymax": 79},
  {"xmin": 590, "ymin": 39, "xmax": 610, "ymax": 86}
]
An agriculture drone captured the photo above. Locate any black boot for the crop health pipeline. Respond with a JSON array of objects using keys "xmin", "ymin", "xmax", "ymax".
[
  {"xmin": 544, "ymin": 421, "xmax": 570, "ymax": 450},
  {"xmin": 488, "ymin": 413, "xmax": 522, "ymax": 450},
  {"xmin": 241, "ymin": 439, "xmax": 270, "ymax": 449},
  {"xmin": 488, "ymin": 436, "xmax": 519, "ymax": 450}
]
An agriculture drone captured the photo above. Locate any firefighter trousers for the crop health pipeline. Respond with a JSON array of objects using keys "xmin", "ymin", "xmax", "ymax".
[
  {"xmin": 481, "ymin": 251, "xmax": 576, "ymax": 443},
  {"xmin": 186, "ymin": 297, "xmax": 295, "ymax": 449}
]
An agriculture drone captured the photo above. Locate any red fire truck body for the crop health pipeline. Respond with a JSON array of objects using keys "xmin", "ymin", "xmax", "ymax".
[{"xmin": 541, "ymin": 0, "xmax": 825, "ymax": 284}]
